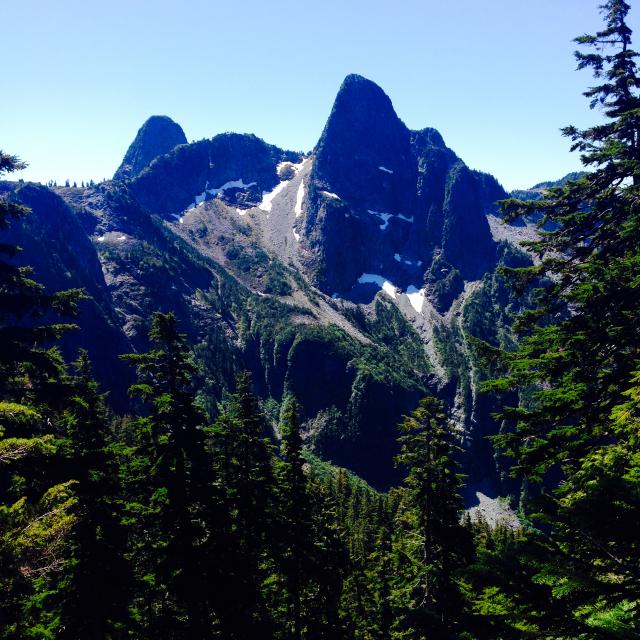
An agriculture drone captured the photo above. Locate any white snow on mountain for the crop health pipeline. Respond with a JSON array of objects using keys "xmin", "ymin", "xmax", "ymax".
[
  {"xmin": 405, "ymin": 285, "xmax": 425, "ymax": 313},
  {"xmin": 357, "ymin": 273, "xmax": 398, "ymax": 298},
  {"xmin": 367, "ymin": 210, "xmax": 393, "ymax": 230}
]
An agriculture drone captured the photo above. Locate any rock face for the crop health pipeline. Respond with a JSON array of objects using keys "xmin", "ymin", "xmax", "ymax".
[
  {"xmin": 1, "ymin": 183, "xmax": 135, "ymax": 407},
  {"xmin": 114, "ymin": 115, "xmax": 187, "ymax": 180},
  {"xmin": 304, "ymin": 75, "xmax": 506, "ymax": 310},
  {"xmin": 314, "ymin": 74, "xmax": 417, "ymax": 213}
]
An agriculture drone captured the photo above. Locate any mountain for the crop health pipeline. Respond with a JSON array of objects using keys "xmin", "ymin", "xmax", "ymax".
[
  {"xmin": 130, "ymin": 133, "xmax": 300, "ymax": 215},
  {"xmin": 1, "ymin": 75, "xmax": 535, "ymax": 492},
  {"xmin": 510, "ymin": 170, "xmax": 589, "ymax": 201},
  {"xmin": 113, "ymin": 115, "xmax": 187, "ymax": 180},
  {"xmin": 305, "ymin": 74, "xmax": 499, "ymax": 310}
]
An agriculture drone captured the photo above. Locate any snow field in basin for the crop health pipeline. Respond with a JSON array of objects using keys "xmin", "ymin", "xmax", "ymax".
[{"xmin": 356, "ymin": 276, "xmax": 426, "ymax": 313}]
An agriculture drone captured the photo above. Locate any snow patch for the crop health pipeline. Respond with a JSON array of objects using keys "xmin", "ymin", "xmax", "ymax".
[
  {"xmin": 358, "ymin": 273, "xmax": 398, "ymax": 299},
  {"xmin": 394, "ymin": 253, "xmax": 422, "ymax": 266},
  {"xmin": 96, "ymin": 232, "xmax": 128, "ymax": 243},
  {"xmin": 292, "ymin": 228, "xmax": 300, "ymax": 241},
  {"xmin": 191, "ymin": 179, "xmax": 257, "ymax": 210},
  {"xmin": 295, "ymin": 180, "xmax": 305, "ymax": 217},
  {"xmin": 208, "ymin": 179, "xmax": 257, "ymax": 196},
  {"xmin": 379, "ymin": 166, "xmax": 394, "ymax": 174},
  {"xmin": 277, "ymin": 159, "xmax": 307, "ymax": 175},
  {"xmin": 259, "ymin": 180, "xmax": 290, "ymax": 212},
  {"xmin": 367, "ymin": 210, "xmax": 393, "ymax": 230},
  {"xmin": 367, "ymin": 210, "xmax": 413, "ymax": 230},
  {"xmin": 405, "ymin": 285, "xmax": 425, "ymax": 313}
]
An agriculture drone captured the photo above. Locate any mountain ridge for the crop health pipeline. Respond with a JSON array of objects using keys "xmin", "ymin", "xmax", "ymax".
[{"xmin": 1, "ymin": 74, "xmax": 535, "ymax": 492}]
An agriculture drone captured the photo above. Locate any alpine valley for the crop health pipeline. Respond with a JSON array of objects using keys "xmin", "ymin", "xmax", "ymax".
[{"xmin": 4, "ymin": 1, "xmax": 640, "ymax": 637}]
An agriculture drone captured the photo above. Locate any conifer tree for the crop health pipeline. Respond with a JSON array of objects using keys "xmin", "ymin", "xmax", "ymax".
[
  {"xmin": 210, "ymin": 371, "xmax": 274, "ymax": 639},
  {"xmin": 483, "ymin": 1, "xmax": 640, "ymax": 635},
  {"xmin": 276, "ymin": 394, "xmax": 312, "ymax": 640},
  {"xmin": 0, "ymin": 151, "xmax": 82, "ymax": 403},
  {"xmin": 44, "ymin": 351, "xmax": 131, "ymax": 639},
  {"xmin": 304, "ymin": 476, "xmax": 348, "ymax": 640},
  {"xmin": 394, "ymin": 396, "xmax": 470, "ymax": 639},
  {"xmin": 0, "ymin": 152, "xmax": 84, "ymax": 637},
  {"xmin": 121, "ymin": 312, "xmax": 215, "ymax": 638}
]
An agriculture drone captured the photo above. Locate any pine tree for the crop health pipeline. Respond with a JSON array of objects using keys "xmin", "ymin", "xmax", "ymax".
[
  {"xmin": 394, "ymin": 396, "xmax": 470, "ymax": 639},
  {"xmin": 276, "ymin": 395, "xmax": 312, "ymax": 640},
  {"xmin": 304, "ymin": 476, "xmax": 348, "ymax": 640},
  {"xmin": 361, "ymin": 498, "xmax": 394, "ymax": 640},
  {"xmin": 483, "ymin": 2, "xmax": 640, "ymax": 636},
  {"xmin": 22, "ymin": 351, "xmax": 132, "ymax": 638},
  {"xmin": 121, "ymin": 312, "xmax": 216, "ymax": 638},
  {"xmin": 210, "ymin": 371, "xmax": 275, "ymax": 639},
  {"xmin": 0, "ymin": 152, "xmax": 85, "ymax": 637},
  {"xmin": 0, "ymin": 152, "xmax": 83, "ymax": 402}
]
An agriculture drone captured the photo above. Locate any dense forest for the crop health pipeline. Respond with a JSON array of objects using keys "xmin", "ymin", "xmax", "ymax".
[{"xmin": 1, "ymin": 1, "xmax": 639, "ymax": 638}]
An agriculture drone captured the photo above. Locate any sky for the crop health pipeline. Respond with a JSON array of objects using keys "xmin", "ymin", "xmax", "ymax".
[{"xmin": 3, "ymin": 0, "xmax": 639, "ymax": 191}]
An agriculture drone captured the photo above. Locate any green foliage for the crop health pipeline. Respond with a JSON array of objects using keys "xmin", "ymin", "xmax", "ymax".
[
  {"xmin": 120, "ymin": 312, "xmax": 217, "ymax": 638},
  {"xmin": 478, "ymin": 3, "xmax": 640, "ymax": 637},
  {"xmin": 3, "ymin": 4, "xmax": 640, "ymax": 636},
  {"xmin": 393, "ymin": 396, "xmax": 472, "ymax": 639},
  {"xmin": 0, "ymin": 152, "xmax": 93, "ymax": 638}
]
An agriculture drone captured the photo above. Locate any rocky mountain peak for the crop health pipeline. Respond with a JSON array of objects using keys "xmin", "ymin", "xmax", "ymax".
[
  {"xmin": 313, "ymin": 74, "xmax": 416, "ymax": 210},
  {"xmin": 114, "ymin": 115, "xmax": 187, "ymax": 181}
]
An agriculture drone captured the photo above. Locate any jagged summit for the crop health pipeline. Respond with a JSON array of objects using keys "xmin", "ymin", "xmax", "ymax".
[
  {"xmin": 129, "ymin": 133, "xmax": 300, "ymax": 216},
  {"xmin": 313, "ymin": 75, "xmax": 416, "ymax": 209},
  {"xmin": 114, "ymin": 115, "xmax": 187, "ymax": 181},
  {"xmin": 319, "ymin": 74, "xmax": 398, "ymax": 129},
  {"xmin": 303, "ymin": 74, "xmax": 502, "ymax": 306}
]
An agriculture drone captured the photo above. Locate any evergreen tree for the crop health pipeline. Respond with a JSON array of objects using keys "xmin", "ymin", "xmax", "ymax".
[
  {"xmin": 304, "ymin": 476, "xmax": 348, "ymax": 640},
  {"xmin": 394, "ymin": 396, "xmax": 470, "ymax": 639},
  {"xmin": 121, "ymin": 312, "xmax": 216, "ymax": 638},
  {"xmin": 483, "ymin": 2, "xmax": 640, "ymax": 636},
  {"xmin": 276, "ymin": 395, "xmax": 312, "ymax": 640},
  {"xmin": 0, "ymin": 151, "xmax": 84, "ymax": 637},
  {"xmin": 40, "ymin": 351, "xmax": 131, "ymax": 639},
  {"xmin": 210, "ymin": 371, "xmax": 275, "ymax": 639},
  {"xmin": 0, "ymin": 151, "xmax": 82, "ymax": 402}
]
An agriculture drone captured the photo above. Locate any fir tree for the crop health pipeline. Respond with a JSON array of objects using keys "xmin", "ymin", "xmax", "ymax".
[
  {"xmin": 210, "ymin": 371, "xmax": 275, "ymax": 639},
  {"xmin": 121, "ymin": 312, "xmax": 216, "ymax": 638},
  {"xmin": 304, "ymin": 476, "xmax": 348, "ymax": 640},
  {"xmin": 0, "ymin": 151, "xmax": 84, "ymax": 637},
  {"xmin": 276, "ymin": 395, "xmax": 312, "ymax": 640},
  {"xmin": 45, "ymin": 351, "xmax": 131, "ymax": 639},
  {"xmin": 483, "ymin": 2, "xmax": 640, "ymax": 635},
  {"xmin": 394, "ymin": 396, "xmax": 470, "ymax": 640}
]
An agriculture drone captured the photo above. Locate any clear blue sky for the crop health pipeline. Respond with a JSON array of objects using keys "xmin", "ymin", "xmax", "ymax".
[{"xmin": 3, "ymin": 0, "xmax": 638, "ymax": 190}]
